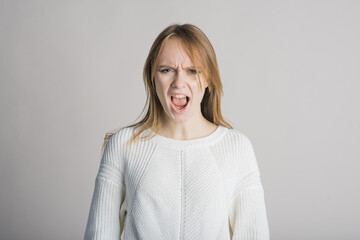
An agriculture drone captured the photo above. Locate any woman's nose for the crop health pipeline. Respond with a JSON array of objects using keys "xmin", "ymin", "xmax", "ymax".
[{"xmin": 171, "ymin": 70, "xmax": 187, "ymax": 87}]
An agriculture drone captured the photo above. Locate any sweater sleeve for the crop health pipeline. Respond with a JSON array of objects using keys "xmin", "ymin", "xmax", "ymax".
[
  {"xmin": 84, "ymin": 133, "xmax": 127, "ymax": 240},
  {"xmin": 228, "ymin": 135, "xmax": 269, "ymax": 240}
]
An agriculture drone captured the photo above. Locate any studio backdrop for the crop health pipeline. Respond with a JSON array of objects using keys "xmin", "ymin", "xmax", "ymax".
[{"xmin": 1, "ymin": 0, "xmax": 359, "ymax": 239}]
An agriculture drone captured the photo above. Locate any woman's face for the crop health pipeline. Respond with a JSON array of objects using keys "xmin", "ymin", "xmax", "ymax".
[{"xmin": 154, "ymin": 38, "xmax": 208, "ymax": 125}]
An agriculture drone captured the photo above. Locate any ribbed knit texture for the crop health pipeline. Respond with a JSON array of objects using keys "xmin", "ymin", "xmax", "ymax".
[{"xmin": 84, "ymin": 125, "xmax": 269, "ymax": 240}]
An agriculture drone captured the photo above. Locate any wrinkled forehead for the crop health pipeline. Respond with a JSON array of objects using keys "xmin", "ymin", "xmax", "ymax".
[
  {"xmin": 156, "ymin": 37, "xmax": 206, "ymax": 70},
  {"xmin": 157, "ymin": 39, "xmax": 193, "ymax": 67}
]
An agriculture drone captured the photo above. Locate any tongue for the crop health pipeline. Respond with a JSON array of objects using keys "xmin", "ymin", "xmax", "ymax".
[{"xmin": 172, "ymin": 97, "xmax": 187, "ymax": 106}]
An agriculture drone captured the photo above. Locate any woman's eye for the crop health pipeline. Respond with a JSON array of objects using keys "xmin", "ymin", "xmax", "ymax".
[
  {"xmin": 189, "ymin": 69, "xmax": 197, "ymax": 74},
  {"xmin": 160, "ymin": 69, "xmax": 171, "ymax": 73}
]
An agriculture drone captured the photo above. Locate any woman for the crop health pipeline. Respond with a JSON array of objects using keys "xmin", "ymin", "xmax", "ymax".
[{"xmin": 84, "ymin": 23, "xmax": 269, "ymax": 240}]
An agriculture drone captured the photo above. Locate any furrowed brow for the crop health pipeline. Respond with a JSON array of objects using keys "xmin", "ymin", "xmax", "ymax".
[
  {"xmin": 158, "ymin": 65, "xmax": 175, "ymax": 69},
  {"xmin": 184, "ymin": 66, "xmax": 196, "ymax": 70}
]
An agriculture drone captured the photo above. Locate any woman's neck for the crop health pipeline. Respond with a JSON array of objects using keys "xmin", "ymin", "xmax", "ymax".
[{"xmin": 154, "ymin": 118, "xmax": 217, "ymax": 140}]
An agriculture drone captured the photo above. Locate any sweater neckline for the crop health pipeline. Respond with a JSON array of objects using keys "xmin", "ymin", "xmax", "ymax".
[{"xmin": 145, "ymin": 125, "xmax": 227, "ymax": 150}]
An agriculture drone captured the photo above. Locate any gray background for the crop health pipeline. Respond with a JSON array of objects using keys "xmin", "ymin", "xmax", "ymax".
[{"xmin": 1, "ymin": 0, "xmax": 359, "ymax": 239}]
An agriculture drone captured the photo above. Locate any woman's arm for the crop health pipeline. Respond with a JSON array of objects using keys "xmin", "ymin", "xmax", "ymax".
[
  {"xmin": 84, "ymin": 133, "xmax": 126, "ymax": 240},
  {"xmin": 228, "ymin": 135, "xmax": 269, "ymax": 239}
]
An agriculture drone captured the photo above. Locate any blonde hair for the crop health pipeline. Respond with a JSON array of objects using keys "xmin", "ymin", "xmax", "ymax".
[{"xmin": 101, "ymin": 23, "xmax": 233, "ymax": 153}]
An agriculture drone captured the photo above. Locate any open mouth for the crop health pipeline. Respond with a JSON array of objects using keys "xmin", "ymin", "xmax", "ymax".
[{"xmin": 170, "ymin": 96, "xmax": 190, "ymax": 112}]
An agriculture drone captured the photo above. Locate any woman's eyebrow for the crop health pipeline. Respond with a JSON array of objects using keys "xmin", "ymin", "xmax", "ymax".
[
  {"xmin": 158, "ymin": 65, "xmax": 197, "ymax": 69},
  {"xmin": 158, "ymin": 65, "xmax": 175, "ymax": 69}
]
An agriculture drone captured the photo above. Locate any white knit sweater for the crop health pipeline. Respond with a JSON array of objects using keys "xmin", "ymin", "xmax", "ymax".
[{"xmin": 84, "ymin": 125, "xmax": 269, "ymax": 240}]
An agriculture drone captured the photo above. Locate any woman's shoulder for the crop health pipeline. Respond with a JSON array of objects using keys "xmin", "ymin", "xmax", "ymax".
[
  {"xmin": 221, "ymin": 126, "xmax": 254, "ymax": 147},
  {"xmin": 220, "ymin": 127, "xmax": 260, "ymax": 174},
  {"xmin": 102, "ymin": 126, "xmax": 137, "ymax": 151},
  {"xmin": 110, "ymin": 125, "xmax": 135, "ymax": 140}
]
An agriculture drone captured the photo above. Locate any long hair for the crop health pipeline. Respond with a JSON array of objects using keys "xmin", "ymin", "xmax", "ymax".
[{"xmin": 101, "ymin": 23, "xmax": 233, "ymax": 153}]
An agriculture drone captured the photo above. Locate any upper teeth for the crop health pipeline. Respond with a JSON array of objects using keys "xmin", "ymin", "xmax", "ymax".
[{"xmin": 172, "ymin": 94, "xmax": 187, "ymax": 98}]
